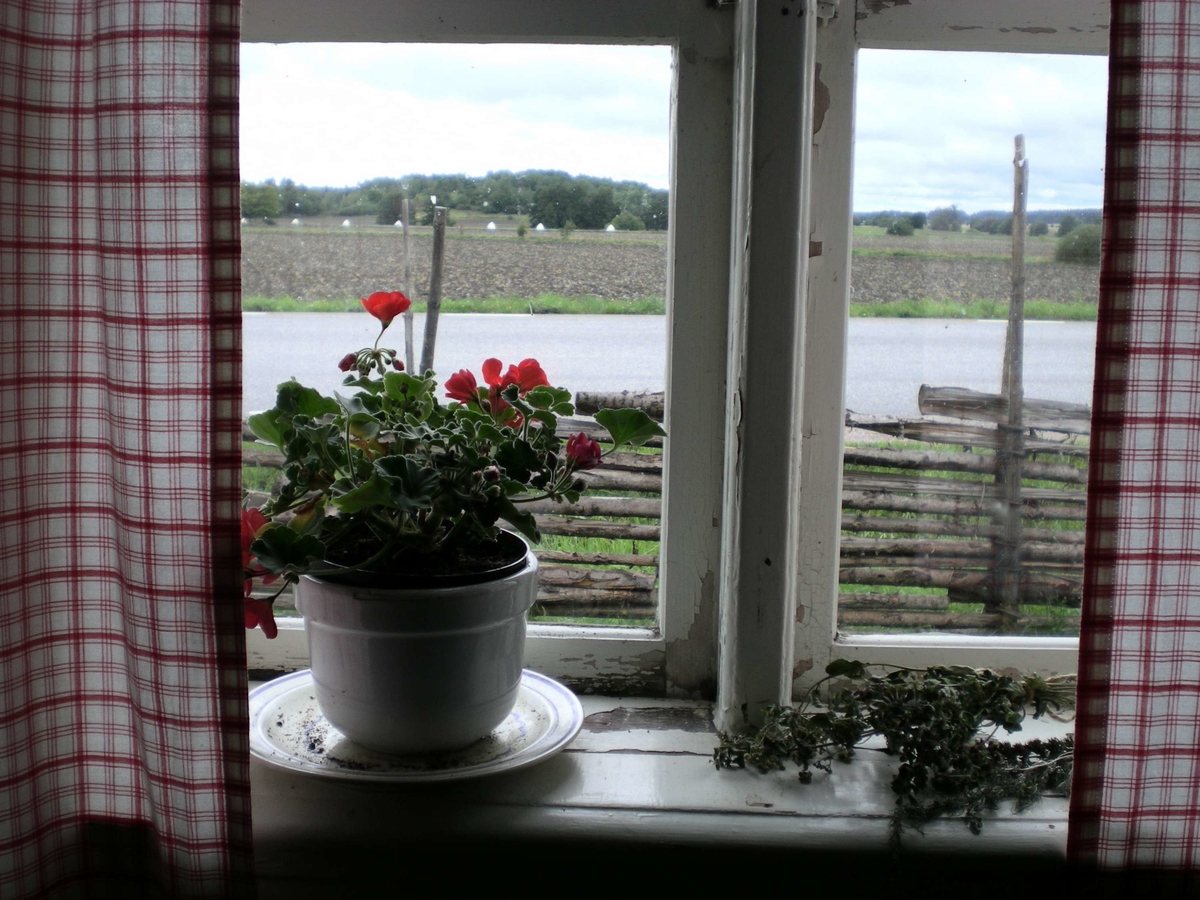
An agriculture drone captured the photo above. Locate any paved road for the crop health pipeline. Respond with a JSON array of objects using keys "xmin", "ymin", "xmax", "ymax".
[{"xmin": 244, "ymin": 313, "xmax": 1096, "ymax": 417}]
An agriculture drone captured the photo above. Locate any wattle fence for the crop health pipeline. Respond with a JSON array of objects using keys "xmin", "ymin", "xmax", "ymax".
[{"xmin": 243, "ymin": 385, "xmax": 1088, "ymax": 634}]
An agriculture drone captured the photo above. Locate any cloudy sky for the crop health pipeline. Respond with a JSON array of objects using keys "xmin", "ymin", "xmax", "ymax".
[{"xmin": 240, "ymin": 44, "xmax": 1108, "ymax": 214}]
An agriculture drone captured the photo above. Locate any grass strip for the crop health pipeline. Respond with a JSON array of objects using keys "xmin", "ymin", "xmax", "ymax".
[{"xmin": 849, "ymin": 298, "xmax": 1097, "ymax": 320}]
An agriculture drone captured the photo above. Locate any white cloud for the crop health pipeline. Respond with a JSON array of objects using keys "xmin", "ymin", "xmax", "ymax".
[
  {"xmin": 240, "ymin": 44, "xmax": 1110, "ymax": 212},
  {"xmin": 240, "ymin": 43, "xmax": 672, "ymax": 188},
  {"xmin": 853, "ymin": 49, "xmax": 1109, "ymax": 212}
]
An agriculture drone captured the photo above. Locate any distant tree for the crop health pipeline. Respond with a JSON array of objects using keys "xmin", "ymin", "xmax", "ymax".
[
  {"xmin": 886, "ymin": 217, "xmax": 914, "ymax": 236},
  {"xmin": 1029, "ymin": 221, "xmax": 1049, "ymax": 237},
  {"xmin": 241, "ymin": 181, "xmax": 280, "ymax": 220},
  {"xmin": 908, "ymin": 212, "xmax": 927, "ymax": 230},
  {"xmin": 1055, "ymin": 224, "xmax": 1101, "ymax": 263},
  {"xmin": 612, "ymin": 210, "xmax": 645, "ymax": 231},
  {"xmin": 527, "ymin": 174, "xmax": 574, "ymax": 229},
  {"xmin": 560, "ymin": 219, "xmax": 576, "ymax": 240},
  {"xmin": 1056, "ymin": 214, "xmax": 1078, "ymax": 236},
  {"xmin": 928, "ymin": 206, "xmax": 962, "ymax": 232},
  {"xmin": 640, "ymin": 191, "xmax": 669, "ymax": 230},
  {"xmin": 970, "ymin": 215, "xmax": 993, "ymax": 233},
  {"xmin": 376, "ymin": 191, "xmax": 406, "ymax": 225},
  {"xmin": 581, "ymin": 185, "xmax": 619, "ymax": 230}
]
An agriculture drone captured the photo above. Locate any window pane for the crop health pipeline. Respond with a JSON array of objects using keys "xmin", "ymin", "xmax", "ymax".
[
  {"xmin": 240, "ymin": 43, "xmax": 672, "ymax": 629},
  {"xmin": 840, "ymin": 49, "xmax": 1107, "ymax": 637}
]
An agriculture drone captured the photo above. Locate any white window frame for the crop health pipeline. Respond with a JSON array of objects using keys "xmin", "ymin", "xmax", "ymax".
[
  {"xmin": 787, "ymin": 0, "xmax": 1110, "ymax": 711},
  {"xmin": 241, "ymin": 0, "xmax": 1112, "ymax": 714},
  {"xmin": 240, "ymin": 0, "xmax": 734, "ymax": 695}
]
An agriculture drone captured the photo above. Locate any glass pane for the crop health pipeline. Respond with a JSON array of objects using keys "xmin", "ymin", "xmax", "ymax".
[
  {"xmin": 240, "ymin": 43, "xmax": 672, "ymax": 628},
  {"xmin": 840, "ymin": 49, "xmax": 1107, "ymax": 636}
]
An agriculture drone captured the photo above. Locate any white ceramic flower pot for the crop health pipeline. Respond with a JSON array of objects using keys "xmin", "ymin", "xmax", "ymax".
[{"xmin": 294, "ymin": 540, "xmax": 538, "ymax": 755}]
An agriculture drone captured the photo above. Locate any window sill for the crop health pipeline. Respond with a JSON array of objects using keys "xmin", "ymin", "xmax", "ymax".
[{"xmin": 251, "ymin": 689, "xmax": 1071, "ymax": 894}]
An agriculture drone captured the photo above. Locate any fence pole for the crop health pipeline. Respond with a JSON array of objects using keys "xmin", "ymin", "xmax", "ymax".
[
  {"xmin": 420, "ymin": 206, "xmax": 447, "ymax": 374},
  {"xmin": 402, "ymin": 198, "xmax": 415, "ymax": 373},
  {"xmin": 991, "ymin": 134, "xmax": 1028, "ymax": 628}
]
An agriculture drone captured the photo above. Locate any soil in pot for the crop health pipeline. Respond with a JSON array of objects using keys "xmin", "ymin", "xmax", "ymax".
[{"xmin": 321, "ymin": 529, "xmax": 529, "ymax": 589}]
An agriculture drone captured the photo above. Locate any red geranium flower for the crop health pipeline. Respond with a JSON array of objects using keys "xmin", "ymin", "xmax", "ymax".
[
  {"xmin": 565, "ymin": 432, "xmax": 602, "ymax": 470},
  {"xmin": 444, "ymin": 369, "xmax": 479, "ymax": 404},
  {"xmin": 480, "ymin": 357, "xmax": 549, "ymax": 421},
  {"xmin": 241, "ymin": 507, "xmax": 278, "ymax": 592},
  {"xmin": 242, "ymin": 508, "xmax": 268, "ymax": 579},
  {"xmin": 244, "ymin": 598, "xmax": 278, "ymax": 639},
  {"xmin": 482, "ymin": 357, "xmax": 549, "ymax": 394},
  {"xmin": 361, "ymin": 290, "xmax": 412, "ymax": 327}
]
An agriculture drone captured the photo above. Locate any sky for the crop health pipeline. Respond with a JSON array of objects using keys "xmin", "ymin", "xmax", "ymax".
[{"xmin": 240, "ymin": 44, "xmax": 1109, "ymax": 214}]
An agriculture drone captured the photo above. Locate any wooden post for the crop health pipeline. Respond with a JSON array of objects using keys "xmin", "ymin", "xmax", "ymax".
[
  {"xmin": 401, "ymin": 198, "xmax": 415, "ymax": 373},
  {"xmin": 990, "ymin": 135, "xmax": 1028, "ymax": 628},
  {"xmin": 419, "ymin": 206, "xmax": 447, "ymax": 375}
]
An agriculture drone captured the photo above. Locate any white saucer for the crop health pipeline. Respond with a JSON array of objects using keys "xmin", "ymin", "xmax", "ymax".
[{"xmin": 249, "ymin": 668, "xmax": 584, "ymax": 783}]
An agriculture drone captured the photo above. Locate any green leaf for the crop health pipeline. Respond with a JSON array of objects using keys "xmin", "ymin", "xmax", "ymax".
[
  {"xmin": 524, "ymin": 385, "xmax": 572, "ymax": 411},
  {"xmin": 288, "ymin": 499, "xmax": 325, "ymax": 535},
  {"xmin": 251, "ymin": 524, "xmax": 326, "ymax": 575},
  {"xmin": 825, "ymin": 659, "xmax": 868, "ymax": 678},
  {"xmin": 346, "ymin": 412, "xmax": 381, "ymax": 441},
  {"xmin": 331, "ymin": 474, "xmax": 395, "ymax": 514},
  {"xmin": 247, "ymin": 410, "xmax": 289, "ymax": 451},
  {"xmin": 374, "ymin": 456, "xmax": 439, "ymax": 513},
  {"xmin": 494, "ymin": 439, "xmax": 541, "ymax": 483},
  {"xmin": 383, "ymin": 371, "xmax": 434, "ymax": 403},
  {"xmin": 335, "ymin": 393, "xmax": 369, "ymax": 417},
  {"xmin": 500, "ymin": 384, "xmax": 534, "ymax": 418},
  {"xmin": 498, "ymin": 497, "xmax": 540, "ymax": 544},
  {"xmin": 594, "ymin": 408, "xmax": 667, "ymax": 449},
  {"xmin": 529, "ymin": 409, "xmax": 558, "ymax": 431},
  {"xmin": 476, "ymin": 423, "xmax": 505, "ymax": 444},
  {"xmin": 275, "ymin": 380, "xmax": 339, "ymax": 419}
]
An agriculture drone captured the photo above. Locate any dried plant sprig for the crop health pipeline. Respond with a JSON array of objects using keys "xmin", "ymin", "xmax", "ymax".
[{"xmin": 713, "ymin": 660, "xmax": 1075, "ymax": 846}]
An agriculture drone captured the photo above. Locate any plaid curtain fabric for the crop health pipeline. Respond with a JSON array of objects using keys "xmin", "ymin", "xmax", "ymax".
[
  {"xmin": 1070, "ymin": 0, "xmax": 1200, "ymax": 878},
  {"xmin": 0, "ymin": 1, "xmax": 250, "ymax": 896}
]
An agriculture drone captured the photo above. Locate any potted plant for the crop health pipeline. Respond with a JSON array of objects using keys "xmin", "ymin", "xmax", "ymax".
[{"xmin": 242, "ymin": 290, "xmax": 664, "ymax": 754}]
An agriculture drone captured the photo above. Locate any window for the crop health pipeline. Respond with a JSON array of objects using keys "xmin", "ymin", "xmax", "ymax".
[
  {"xmin": 240, "ymin": 42, "xmax": 673, "ymax": 634},
  {"xmin": 838, "ymin": 49, "xmax": 1105, "ymax": 640},
  {"xmin": 241, "ymin": 0, "xmax": 733, "ymax": 696},
  {"xmin": 242, "ymin": 0, "xmax": 1106, "ymax": 718},
  {"xmin": 791, "ymin": 1, "xmax": 1108, "ymax": 705}
]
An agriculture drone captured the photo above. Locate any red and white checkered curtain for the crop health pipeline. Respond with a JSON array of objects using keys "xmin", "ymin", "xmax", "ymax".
[
  {"xmin": 1070, "ymin": 0, "xmax": 1200, "ymax": 879},
  {"xmin": 0, "ymin": 1, "xmax": 251, "ymax": 896}
]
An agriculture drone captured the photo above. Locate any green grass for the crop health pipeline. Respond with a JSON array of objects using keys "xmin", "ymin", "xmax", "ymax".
[
  {"xmin": 527, "ymin": 615, "xmax": 653, "ymax": 626},
  {"xmin": 243, "ymin": 293, "xmax": 665, "ymax": 315},
  {"xmin": 849, "ymin": 297, "xmax": 1097, "ymax": 320},
  {"xmin": 243, "ymin": 443, "xmax": 277, "ymax": 492}
]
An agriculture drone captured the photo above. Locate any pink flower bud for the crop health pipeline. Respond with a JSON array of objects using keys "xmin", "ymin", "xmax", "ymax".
[{"xmin": 565, "ymin": 432, "xmax": 602, "ymax": 471}]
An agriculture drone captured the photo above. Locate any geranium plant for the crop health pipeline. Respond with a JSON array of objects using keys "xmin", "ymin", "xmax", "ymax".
[{"xmin": 242, "ymin": 290, "xmax": 665, "ymax": 635}]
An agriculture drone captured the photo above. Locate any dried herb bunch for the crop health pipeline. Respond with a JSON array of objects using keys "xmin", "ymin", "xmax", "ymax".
[{"xmin": 713, "ymin": 660, "xmax": 1076, "ymax": 845}]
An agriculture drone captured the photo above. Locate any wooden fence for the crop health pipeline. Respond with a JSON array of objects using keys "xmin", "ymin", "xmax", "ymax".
[
  {"xmin": 840, "ymin": 383, "xmax": 1088, "ymax": 635},
  {"xmin": 244, "ymin": 384, "xmax": 1089, "ymax": 634}
]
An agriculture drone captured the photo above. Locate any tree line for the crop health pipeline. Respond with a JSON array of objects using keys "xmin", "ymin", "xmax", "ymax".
[
  {"xmin": 852, "ymin": 206, "xmax": 1103, "ymax": 262},
  {"xmin": 241, "ymin": 170, "xmax": 669, "ymax": 232},
  {"xmin": 854, "ymin": 206, "xmax": 1102, "ymax": 236}
]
